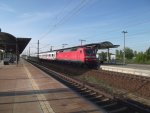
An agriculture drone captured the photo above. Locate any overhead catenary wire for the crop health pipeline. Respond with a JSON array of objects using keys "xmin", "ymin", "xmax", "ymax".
[
  {"xmin": 38, "ymin": 0, "xmax": 91, "ymax": 41},
  {"xmin": 38, "ymin": 1, "xmax": 73, "ymax": 40},
  {"xmin": 38, "ymin": 0, "xmax": 92, "ymax": 51},
  {"xmin": 28, "ymin": 0, "xmax": 150, "ymax": 55},
  {"xmin": 37, "ymin": 0, "xmax": 150, "ymax": 49}
]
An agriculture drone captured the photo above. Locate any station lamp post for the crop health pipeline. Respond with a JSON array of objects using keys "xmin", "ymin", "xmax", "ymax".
[{"xmin": 122, "ymin": 31, "xmax": 128, "ymax": 65}]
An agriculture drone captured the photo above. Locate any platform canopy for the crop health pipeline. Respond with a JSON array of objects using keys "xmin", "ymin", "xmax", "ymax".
[
  {"xmin": 40, "ymin": 41, "xmax": 119, "ymax": 54},
  {"xmin": 0, "ymin": 32, "xmax": 31, "ymax": 54},
  {"xmin": 55, "ymin": 41, "xmax": 119, "ymax": 52},
  {"xmin": 84, "ymin": 41, "xmax": 120, "ymax": 49}
]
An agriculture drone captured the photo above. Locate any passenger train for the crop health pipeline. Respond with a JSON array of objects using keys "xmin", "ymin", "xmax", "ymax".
[{"xmin": 39, "ymin": 46, "xmax": 98, "ymax": 67}]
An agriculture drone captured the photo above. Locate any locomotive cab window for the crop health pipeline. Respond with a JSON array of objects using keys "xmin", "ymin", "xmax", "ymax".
[
  {"xmin": 80, "ymin": 50, "xmax": 82, "ymax": 53},
  {"xmin": 85, "ymin": 49, "xmax": 95, "ymax": 54}
]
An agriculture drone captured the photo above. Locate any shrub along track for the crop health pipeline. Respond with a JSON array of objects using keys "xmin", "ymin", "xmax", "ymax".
[{"xmin": 28, "ymin": 59, "xmax": 150, "ymax": 112}]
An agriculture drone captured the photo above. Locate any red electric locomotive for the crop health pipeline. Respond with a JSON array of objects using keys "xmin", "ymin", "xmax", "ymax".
[{"xmin": 56, "ymin": 47, "xmax": 97, "ymax": 67}]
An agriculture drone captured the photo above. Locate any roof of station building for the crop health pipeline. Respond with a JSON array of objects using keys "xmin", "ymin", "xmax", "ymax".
[
  {"xmin": 0, "ymin": 32, "xmax": 31, "ymax": 54},
  {"xmin": 0, "ymin": 32, "xmax": 16, "ymax": 43}
]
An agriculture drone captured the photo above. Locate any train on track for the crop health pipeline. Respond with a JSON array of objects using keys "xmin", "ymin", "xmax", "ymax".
[
  {"xmin": 39, "ymin": 46, "xmax": 98, "ymax": 67},
  {"xmin": 27, "ymin": 41, "xmax": 120, "ymax": 68}
]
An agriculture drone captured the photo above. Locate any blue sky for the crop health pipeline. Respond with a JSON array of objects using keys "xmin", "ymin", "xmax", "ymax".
[{"xmin": 0, "ymin": 0, "xmax": 150, "ymax": 55}]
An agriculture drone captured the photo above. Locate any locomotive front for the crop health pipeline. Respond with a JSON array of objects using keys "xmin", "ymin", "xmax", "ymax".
[{"xmin": 84, "ymin": 48, "xmax": 98, "ymax": 67}]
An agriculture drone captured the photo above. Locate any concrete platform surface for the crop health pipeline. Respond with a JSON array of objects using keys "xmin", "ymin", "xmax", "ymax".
[
  {"xmin": 101, "ymin": 64, "xmax": 150, "ymax": 77},
  {"xmin": 0, "ymin": 59, "xmax": 104, "ymax": 113}
]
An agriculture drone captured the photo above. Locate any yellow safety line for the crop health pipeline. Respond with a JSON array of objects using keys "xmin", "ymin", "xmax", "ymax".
[{"xmin": 23, "ymin": 63, "xmax": 55, "ymax": 113}]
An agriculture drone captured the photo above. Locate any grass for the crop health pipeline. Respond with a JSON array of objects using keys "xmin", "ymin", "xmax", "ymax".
[{"xmin": 78, "ymin": 75, "xmax": 126, "ymax": 95}]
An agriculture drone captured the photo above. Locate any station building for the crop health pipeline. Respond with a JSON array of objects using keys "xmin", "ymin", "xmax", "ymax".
[{"xmin": 0, "ymin": 29, "xmax": 31, "ymax": 65}]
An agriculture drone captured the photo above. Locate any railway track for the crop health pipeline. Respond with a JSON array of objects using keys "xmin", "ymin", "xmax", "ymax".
[{"xmin": 27, "ymin": 60, "xmax": 150, "ymax": 113}]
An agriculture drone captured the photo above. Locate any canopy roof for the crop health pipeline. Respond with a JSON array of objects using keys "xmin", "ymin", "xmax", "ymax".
[
  {"xmin": 84, "ymin": 41, "xmax": 120, "ymax": 49},
  {"xmin": 40, "ymin": 41, "xmax": 119, "ymax": 53},
  {"xmin": 0, "ymin": 32, "xmax": 31, "ymax": 54},
  {"xmin": 57, "ymin": 41, "xmax": 119, "ymax": 51},
  {"xmin": 0, "ymin": 32, "xmax": 16, "ymax": 43}
]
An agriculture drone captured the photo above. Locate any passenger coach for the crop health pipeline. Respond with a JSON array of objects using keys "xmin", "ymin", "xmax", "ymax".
[
  {"xmin": 39, "ymin": 51, "xmax": 56, "ymax": 60},
  {"xmin": 39, "ymin": 46, "xmax": 98, "ymax": 67}
]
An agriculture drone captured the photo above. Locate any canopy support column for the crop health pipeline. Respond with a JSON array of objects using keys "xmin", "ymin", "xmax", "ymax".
[{"xmin": 107, "ymin": 48, "xmax": 110, "ymax": 63}]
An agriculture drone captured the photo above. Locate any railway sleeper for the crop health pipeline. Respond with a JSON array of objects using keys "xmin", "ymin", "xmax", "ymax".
[
  {"xmin": 78, "ymin": 90, "xmax": 96, "ymax": 96},
  {"xmin": 81, "ymin": 92, "xmax": 98, "ymax": 98},
  {"xmin": 86, "ymin": 94, "xmax": 103, "ymax": 100},
  {"xmin": 79, "ymin": 91, "xmax": 91, "ymax": 95},
  {"xmin": 69, "ymin": 86, "xmax": 87, "ymax": 92},
  {"xmin": 71, "ymin": 82, "xmax": 79, "ymax": 85},
  {"xmin": 66, "ymin": 80, "xmax": 73, "ymax": 84},
  {"xmin": 90, "ymin": 95, "xmax": 105, "ymax": 102},
  {"xmin": 84, "ymin": 89, "xmax": 92, "ymax": 93},
  {"xmin": 88, "ymin": 92, "xmax": 97, "ymax": 96},
  {"xmin": 67, "ymin": 80, "xmax": 76, "ymax": 85},
  {"xmin": 76, "ymin": 87, "xmax": 87, "ymax": 91},
  {"xmin": 95, "ymin": 94, "xmax": 104, "ymax": 98}
]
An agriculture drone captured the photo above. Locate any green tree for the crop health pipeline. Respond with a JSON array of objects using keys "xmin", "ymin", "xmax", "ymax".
[
  {"xmin": 98, "ymin": 52, "xmax": 107, "ymax": 61},
  {"xmin": 115, "ymin": 47, "xmax": 150, "ymax": 64},
  {"xmin": 145, "ymin": 47, "xmax": 150, "ymax": 60},
  {"xmin": 135, "ymin": 52, "xmax": 146, "ymax": 63},
  {"xmin": 125, "ymin": 47, "xmax": 134, "ymax": 59},
  {"xmin": 120, "ymin": 50, "xmax": 123, "ymax": 59},
  {"xmin": 115, "ymin": 50, "xmax": 120, "ymax": 59}
]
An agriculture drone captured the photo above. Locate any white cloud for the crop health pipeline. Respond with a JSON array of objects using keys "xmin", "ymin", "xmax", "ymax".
[{"xmin": 0, "ymin": 3, "xmax": 16, "ymax": 13}]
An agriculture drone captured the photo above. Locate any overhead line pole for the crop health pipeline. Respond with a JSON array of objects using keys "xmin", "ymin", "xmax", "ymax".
[
  {"xmin": 29, "ymin": 46, "xmax": 30, "ymax": 57},
  {"xmin": 50, "ymin": 46, "xmax": 53, "ymax": 51},
  {"xmin": 37, "ymin": 40, "xmax": 39, "ymax": 59},
  {"xmin": 122, "ymin": 31, "xmax": 128, "ymax": 65},
  {"xmin": 79, "ymin": 39, "xmax": 86, "ymax": 46}
]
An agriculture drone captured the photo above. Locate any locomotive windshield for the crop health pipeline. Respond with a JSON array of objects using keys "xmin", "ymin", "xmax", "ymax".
[{"xmin": 85, "ymin": 49, "xmax": 95, "ymax": 55}]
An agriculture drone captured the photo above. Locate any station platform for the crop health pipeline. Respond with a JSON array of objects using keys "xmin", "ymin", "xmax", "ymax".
[
  {"xmin": 100, "ymin": 64, "xmax": 150, "ymax": 77},
  {"xmin": 0, "ymin": 59, "xmax": 103, "ymax": 113}
]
